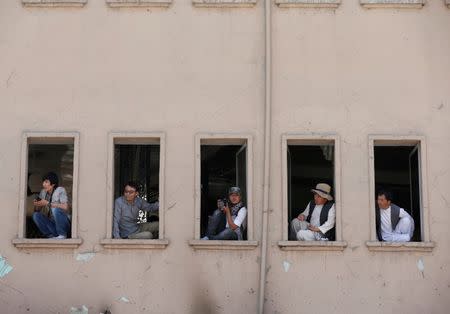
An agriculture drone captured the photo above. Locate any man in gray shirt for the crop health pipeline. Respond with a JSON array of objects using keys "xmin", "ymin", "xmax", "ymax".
[{"xmin": 113, "ymin": 181, "xmax": 159, "ymax": 239}]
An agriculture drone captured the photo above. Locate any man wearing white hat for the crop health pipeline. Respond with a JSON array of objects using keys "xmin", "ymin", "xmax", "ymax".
[{"xmin": 289, "ymin": 183, "xmax": 336, "ymax": 241}]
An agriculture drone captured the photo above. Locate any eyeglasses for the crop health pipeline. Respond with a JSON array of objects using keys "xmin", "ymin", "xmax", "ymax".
[{"xmin": 124, "ymin": 189, "xmax": 137, "ymax": 194}]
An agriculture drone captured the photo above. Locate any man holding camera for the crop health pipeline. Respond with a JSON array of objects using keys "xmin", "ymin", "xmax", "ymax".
[
  {"xmin": 289, "ymin": 183, "xmax": 336, "ymax": 241},
  {"xmin": 202, "ymin": 186, "xmax": 247, "ymax": 241},
  {"xmin": 113, "ymin": 181, "xmax": 159, "ymax": 239}
]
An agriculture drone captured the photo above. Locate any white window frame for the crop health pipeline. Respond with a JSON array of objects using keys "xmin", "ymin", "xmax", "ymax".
[
  {"xmin": 22, "ymin": 0, "xmax": 87, "ymax": 6},
  {"xmin": 12, "ymin": 132, "xmax": 82, "ymax": 249},
  {"xmin": 100, "ymin": 132, "xmax": 168, "ymax": 249},
  {"xmin": 275, "ymin": 0, "xmax": 340, "ymax": 8},
  {"xmin": 366, "ymin": 135, "xmax": 434, "ymax": 252},
  {"xmin": 277, "ymin": 134, "xmax": 347, "ymax": 251},
  {"xmin": 192, "ymin": 0, "xmax": 257, "ymax": 7},
  {"xmin": 359, "ymin": 0, "xmax": 425, "ymax": 8},
  {"xmin": 106, "ymin": 0, "xmax": 172, "ymax": 7},
  {"xmin": 189, "ymin": 133, "xmax": 258, "ymax": 250}
]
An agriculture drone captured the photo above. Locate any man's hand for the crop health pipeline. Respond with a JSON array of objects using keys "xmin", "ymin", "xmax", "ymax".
[
  {"xmin": 33, "ymin": 199, "xmax": 49, "ymax": 207},
  {"xmin": 308, "ymin": 225, "xmax": 320, "ymax": 232},
  {"xmin": 297, "ymin": 214, "xmax": 306, "ymax": 221},
  {"xmin": 223, "ymin": 205, "xmax": 230, "ymax": 213}
]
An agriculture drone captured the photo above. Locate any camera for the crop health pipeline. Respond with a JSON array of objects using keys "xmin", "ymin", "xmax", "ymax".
[
  {"xmin": 217, "ymin": 198, "xmax": 228, "ymax": 209},
  {"xmin": 35, "ymin": 196, "xmax": 41, "ymax": 202}
]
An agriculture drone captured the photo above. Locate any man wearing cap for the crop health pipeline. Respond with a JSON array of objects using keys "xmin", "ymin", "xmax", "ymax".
[
  {"xmin": 376, "ymin": 189, "xmax": 414, "ymax": 242},
  {"xmin": 201, "ymin": 186, "xmax": 247, "ymax": 241},
  {"xmin": 289, "ymin": 183, "xmax": 336, "ymax": 241}
]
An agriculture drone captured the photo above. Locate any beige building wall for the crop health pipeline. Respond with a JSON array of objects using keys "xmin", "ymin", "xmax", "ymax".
[{"xmin": 0, "ymin": 0, "xmax": 449, "ymax": 313}]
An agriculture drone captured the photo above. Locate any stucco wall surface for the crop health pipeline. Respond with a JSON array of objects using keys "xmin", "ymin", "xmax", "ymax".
[{"xmin": 0, "ymin": 0, "xmax": 449, "ymax": 313}]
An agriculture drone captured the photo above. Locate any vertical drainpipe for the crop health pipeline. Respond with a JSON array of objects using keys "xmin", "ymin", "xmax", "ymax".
[{"xmin": 258, "ymin": 0, "xmax": 272, "ymax": 312}]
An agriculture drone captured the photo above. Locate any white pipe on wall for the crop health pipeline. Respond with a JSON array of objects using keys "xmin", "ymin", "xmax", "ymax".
[{"xmin": 258, "ymin": 0, "xmax": 272, "ymax": 312}]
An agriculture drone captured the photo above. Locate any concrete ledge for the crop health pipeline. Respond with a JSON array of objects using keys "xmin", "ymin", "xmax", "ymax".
[
  {"xmin": 106, "ymin": 0, "xmax": 172, "ymax": 7},
  {"xmin": 278, "ymin": 241, "xmax": 347, "ymax": 251},
  {"xmin": 189, "ymin": 240, "xmax": 259, "ymax": 250},
  {"xmin": 192, "ymin": 0, "xmax": 257, "ymax": 8},
  {"xmin": 360, "ymin": 0, "xmax": 425, "ymax": 8},
  {"xmin": 275, "ymin": 0, "xmax": 340, "ymax": 8},
  {"xmin": 22, "ymin": 0, "xmax": 87, "ymax": 6},
  {"xmin": 12, "ymin": 238, "xmax": 83, "ymax": 249},
  {"xmin": 100, "ymin": 239, "xmax": 169, "ymax": 249},
  {"xmin": 366, "ymin": 241, "xmax": 435, "ymax": 252}
]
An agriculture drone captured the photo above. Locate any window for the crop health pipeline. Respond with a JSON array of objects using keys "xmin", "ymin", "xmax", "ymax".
[
  {"xmin": 359, "ymin": 0, "xmax": 425, "ymax": 9},
  {"xmin": 367, "ymin": 136, "xmax": 434, "ymax": 252},
  {"xmin": 275, "ymin": 0, "xmax": 341, "ymax": 9},
  {"xmin": 189, "ymin": 134, "xmax": 257, "ymax": 250},
  {"xmin": 278, "ymin": 135, "xmax": 346, "ymax": 251},
  {"xmin": 106, "ymin": 0, "xmax": 172, "ymax": 7},
  {"xmin": 101, "ymin": 132, "xmax": 168, "ymax": 249},
  {"xmin": 13, "ymin": 132, "xmax": 81, "ymax": 249},
  {"xmin": 22, "ymin": 0, "xmax": 87, "ymax": 6}
]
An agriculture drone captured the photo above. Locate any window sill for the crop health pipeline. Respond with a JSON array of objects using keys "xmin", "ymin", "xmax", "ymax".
[
  {"xmin": 12, "ymin": 238, "xmax": 83, "ymax": 249},
  {"xmin": 275, "ymin": 0, "xmax": 340, "ymax": 8},
  {"xmin": 22, "ymin": 0, "xmax": 87, "ymax": 6},
  {"xmin": 100, "ymin": 239, "xmax": 169, "ymax": 249},
  {"xmin": 366, "ymin": 241, "xmax": 435, "ymax": 252},
  {"xmin": 106, "ymin": 0, "xmax": 172, "ymax": 7},
  {"xmin": 359, "ymin": 0, "xmax": 425, "ymax": 8},
  {"xmin": 192, "ymin": 0, "xmax": 257, "ymax": 8},
  {"xmin": 277, "ymin": 241, "xmax": 347, "ymax": 251},
  {"xmin": 188, "ymin": 240, "xmax": 258, "ymax": 250}
]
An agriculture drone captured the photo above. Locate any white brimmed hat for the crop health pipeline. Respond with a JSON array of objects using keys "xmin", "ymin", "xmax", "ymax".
[{"xmin": 311, "ymin": 183, "xmax": 333, "ymax": 201}]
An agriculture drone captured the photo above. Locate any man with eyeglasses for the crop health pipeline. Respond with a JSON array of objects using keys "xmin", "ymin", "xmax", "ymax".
[{"xmin": 113, "ymin": 181, "xmax": 159, "ymax": 239}]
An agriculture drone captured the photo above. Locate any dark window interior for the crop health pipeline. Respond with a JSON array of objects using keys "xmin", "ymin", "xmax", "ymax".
[
  {"xmin": 200, "ymin": 145, "xmax": 247, "ymax": 238},
  {"xmin": 114, "ymin": 144, "xmax": 160, "ymax": 225},
  {"xmin": 287, "ymin": 144, "xmax": 335, "ymax": 227},
  {"xmin": 374, "ymin": 145, "xmax": 421, "ymax": 241},
  {"xmin": 26, "ymin": 144, "xmax": 74, "ymax": 238}
]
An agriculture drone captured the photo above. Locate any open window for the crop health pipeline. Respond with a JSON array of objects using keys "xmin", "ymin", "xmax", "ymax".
[
  {"xmin": 367, "ymin": 136, "xmax": 434, "ymax": 251},
  {"xmin": 373, "ymin": 142, "xmax": 422, "ymax": 241},
  {"xmin": 114, "ymin": 143, "xmax": 160, "ymax": 228},
  {"xmin": 279, "ymin": 135, "xmax": 346, "ymax": 251},
  {"xmin": 286, "ymin": 144, "xmax": 334, "ymax": 232},
  {"xmin": 200, "ymin": 142, "xmax": 248, "ymax": 239},
  {"xmin": 13, "ymin": 132, "xmax": 81, "ymax": 249},
  {"xmin": 190, "ymin": 134, "xmax": 257, "ymax": 249},
  {"xmin": 101, "ymin": 133, "xmax": 168, "ymax": 249}
]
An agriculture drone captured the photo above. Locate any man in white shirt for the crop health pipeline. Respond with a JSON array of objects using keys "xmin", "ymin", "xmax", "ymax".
[
  {"xmin": 201, "ymin": 186, "xmax": 247, "ymax": 241},
  {"xmin": 289, "ymin": 183, "xmax": 336, "ymax": 241},
  {"xmin": 376, "ymin": 190, "xmax": 414, "ymax": 242}
]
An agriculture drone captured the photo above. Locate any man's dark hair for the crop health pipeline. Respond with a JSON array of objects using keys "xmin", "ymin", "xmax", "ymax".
[
  {"xmin": 377, "ymin": 189, "xmax": 393, "ymax": 201},
  {"xmin": 42, "ymin": 172, "xmax": 59, "ymax": 188},
  {"xmin": 124, "ymin": 181, "xmax": 140, "ymax": 192}
]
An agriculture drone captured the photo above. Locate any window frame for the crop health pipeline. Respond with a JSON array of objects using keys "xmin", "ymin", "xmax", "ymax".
[
  {"xmin": 106, "ymin": 0, "xmax": 172, "ymax": 7},
  {"xmin": 22, "ymin": 0, "xmax": 87, "ymax": 6},
  {"xmin": 12, "ymin": 131, "xmax": 82, "ymax": 249},
  {"xmin": 100, "ymin": 132, "xmax": 168, "ymax": 249},
  {"xmin": 277, "ymin": 134, "xmax": 347, "ymax": 251},
  {"xmin": 359, "ymin": 0, "xmax": 425, "ymax": 8},
  {"xmin": 275, "ymin": 0, "xmax": 341, "ymax": 8},
  {"xmin": 188, "ymin": 133, "xmax": 258, "ymax": 250},
  {"xmin": 366, "ymin": 135, "xmax": 434, "ymax": 252}
]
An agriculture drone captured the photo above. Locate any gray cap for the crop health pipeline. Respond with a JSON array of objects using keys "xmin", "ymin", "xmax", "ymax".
[{"xmin": 228, "ymin": 186, "xmax": 241, "ymax": 195}]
